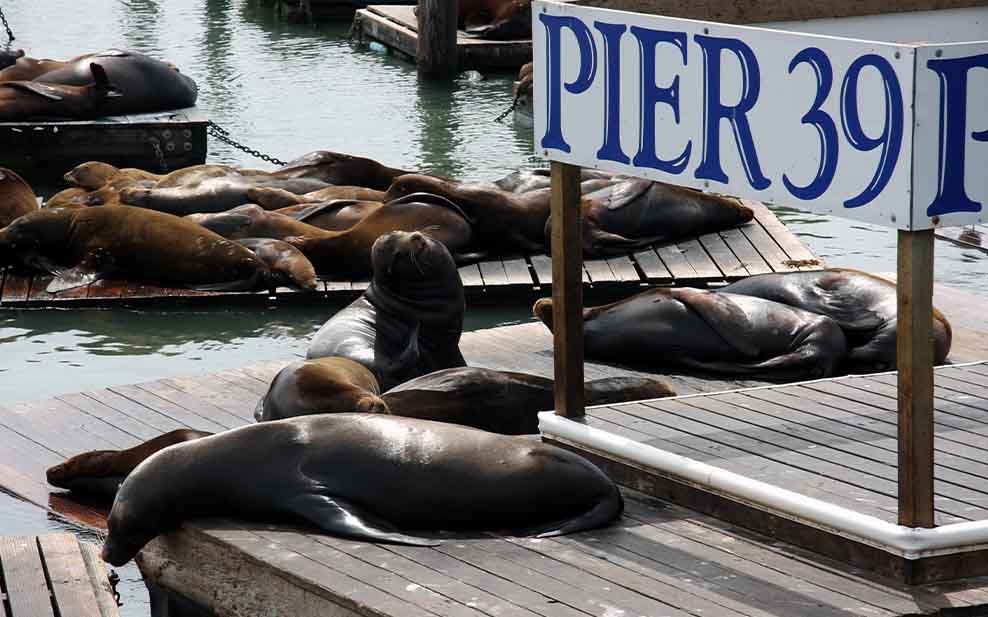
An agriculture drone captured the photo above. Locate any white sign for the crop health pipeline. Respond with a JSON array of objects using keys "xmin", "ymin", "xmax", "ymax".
[{"xmin": 532, "ymin": 1, "xmax": 988, "ymax": 230}]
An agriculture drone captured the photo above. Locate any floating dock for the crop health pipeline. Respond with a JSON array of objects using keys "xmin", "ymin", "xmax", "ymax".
[
  {"xmin": 354, "ymin": 5, "xmax": 532, "ymax": 70},
  {"xmin": 1, "ymin": 281, "xmax": 987, "ymax": 615},
  {"xmin": 0, "ymin": 533, "xmax": 121, "ymax": 617},
  {"xmin": 0, "ymin": 201, "xmax": 819, "ymax": 308}
]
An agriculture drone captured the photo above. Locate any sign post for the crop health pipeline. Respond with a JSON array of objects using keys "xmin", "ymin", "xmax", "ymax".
[{"xmin": 534, "ymin": 0, "xmax": 987, "ymax": 527}]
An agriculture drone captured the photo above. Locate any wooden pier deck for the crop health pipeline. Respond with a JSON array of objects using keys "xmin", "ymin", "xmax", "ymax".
[
  {"xmin": 0, "ymin": 201, "xmax": 819, "ymax": 308},
  {"xmin": 0, "ymin": 107, "xmax": 207, "ymax": 182},
  {"xmin": 0, "ymin": 533, "xmax": 120, "ymax": 617},
  {"xmin": 354, "ymin": 5, "xmax": 533, "ymax": 70}
]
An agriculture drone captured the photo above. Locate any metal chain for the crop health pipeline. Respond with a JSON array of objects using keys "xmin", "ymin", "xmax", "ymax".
[
  {"xmin": 149, "ymin": 137, "xmax": 168, "ymax": 173},
  {"xmin": 207, "ymin": 120, "xmax": 287, "ymax": 166},
  {"xmin": 0, "ymin": 3, "xmax": 15, "ymax": 47},
  {"xmin": 107, "ymin": 570, "xmax": 123, "ymax": 607}
]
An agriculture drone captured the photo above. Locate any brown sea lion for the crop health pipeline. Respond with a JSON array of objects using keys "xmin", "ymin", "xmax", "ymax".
[
  {"xmin": 235, "ymin": 237, "xmax": 318, "ymax": 291},
  {"xmin": 0, "ymin": 167, "xmax": 38, "ymax": 227},
  {"xmin": 186, "ymin": 204, "xmax": 327, "ymax": 240},
  {"xmin": 287, "ymin": 193, "xmax": 476, "ymax": 277},
  {"xmin": 119, "ymin": 175, "xmax": 330, "ymax": 215},
  {"xmin": 255, "ymin": 357, "xmax": 387, "ymax": 422},
  {"xmin": 285, "ymin": 199, "xmax": 383, "ymax": 231},
  {"xmin": 44, "ymin": 187, "xmax": 91, "ymax": 210},
  {"xmin": 457, "ymin": 0, "xmax": 531, "ymax": 38},
  {"xmin": 272, "ymin": 150, "xmax": 414, "ymax": 190},
  {"xmin": 46, "ymin": 429, "xmax": 211, "ymax": 500},
  {"xmin": 98, "ymin": 414, "xmax": 623, "ymax": 565},
  {"xmin": 247, "ymin": 185, "xmax": 385, "ymax": 209},
  {"xmin": 0, "ymin": 53, "xmax": 74, "ymax": 82},
  {"xmin": 0, "ymin": 63, "xmax": 119, "ymax": 121},
  {"xmin": 63, "ymin": 161, "xmax": 160, "ymax": 191},
  {"xmin": 721, "ymin": 268, "xmax": 952, "ymax": 372},
  {"xmin": 492, "ymin": 167, "xmax": 615, "ymax": 193},
  {"xmin": 534, "ymin": 287, "xmax": 848, "ymax": 380},
  {"xmin": 307, "ymin": 231, "xmax": 466, "ymax": 390},
  {"xmin": 0, "ymin": 206, "xmax": 272, "ymax": 292},
  {"xmin": 0, "ymin": 48, "xmax": 25, "ymax": 72}
]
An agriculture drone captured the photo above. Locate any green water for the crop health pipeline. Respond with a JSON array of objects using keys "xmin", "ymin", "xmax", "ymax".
[{"xmin": 0, "ymin": 1, "xmax": 986, "ymax": 614}]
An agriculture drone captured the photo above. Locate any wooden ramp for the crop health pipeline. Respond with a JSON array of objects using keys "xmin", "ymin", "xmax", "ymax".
[
  {"xmin": 0, "ymin": 534, "xmax": 120, "ymax": 617},
  {"xmin": 0, "ymin": 201, "xmax": 820, "ymax": 308},
  {"xmin": 354, "ymin": 5, "xmax": 533, "ymax": 70},
  {"xmin": 0, "ymin": 108, "xmax": 207, "ymax": 182}
]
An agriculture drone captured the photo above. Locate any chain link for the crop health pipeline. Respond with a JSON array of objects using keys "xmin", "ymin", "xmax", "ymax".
[
  {"xmin": 0, "ymin": 3, "xmax": 15, "ymax": 47},
  {"xmin": 207, "ymin": 120, "xmax": 287, "ymax": 166},
  {"xmin": 149, "ymin": 137, "xmax": 168, "ymax": 173},
  {"xmin": 107, "ymin": 570, "xmax": 123, "ymax": 607}
]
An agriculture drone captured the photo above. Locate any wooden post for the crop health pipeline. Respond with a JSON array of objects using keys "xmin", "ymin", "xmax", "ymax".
[
  {"xmin": 416, "ymin": 0, "xmax": 458, "ymax": 79},
  {"xmin": 550, "ymin": 161, "xmax": 585, "ymax": 418},
  {"xmin": 897, "ymin": 229, "xmax": 935, "ymax": 528}
]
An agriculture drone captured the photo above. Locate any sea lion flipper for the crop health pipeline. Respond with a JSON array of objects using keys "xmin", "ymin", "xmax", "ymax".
[
  {"xmin": 587, "ymin": 178, "xmax": 651, "ymax": 211},
  {"xmin": 288, "ymin": 493, "xmax": 439, "ymax": 546},
  {"xmin": 3, "ymin": 81, "xmax": 64, "ymax": 101},
  {"xmin": 46, "ymin": 266, "xmax": 100, "ymax": 294},
  {"xmin": 673, "ymin": 290, "xmax": 761, "ymax": 358}
]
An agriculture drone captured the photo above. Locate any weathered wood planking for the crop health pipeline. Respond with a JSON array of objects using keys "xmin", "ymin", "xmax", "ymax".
[
  {"xmin": 0, "ymin": 108, "xmax": 207, "ymax": 181},
  {"xmin": 355, "ymin": 5, "xmax": 533, "ymax": 70},
  {"xmin": 0, "ymin": 534, "xmax": 120, "ymax": 617},
  {"xmin": 0, "ymin": 202, "xmax": 819, "ymax": 307}
]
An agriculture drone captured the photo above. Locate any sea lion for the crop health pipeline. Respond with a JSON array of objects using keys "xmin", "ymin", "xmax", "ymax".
[
  {"xmin": 99, "ymin": 414, "xmax": 624, "ymax": 565},
  {"xmin": 287, "ymin": 193, "xmax": 476, "ymax": 277},
  {"xmin": 379, "ymin": 368, "xmax": 675, "ymax": 434},
  {"xmin": 721, "ymin": 269, "xmax": 952, "ymax": 372},
  {"xmin": 46, "ymin": 429, "xmax": 211, "ymax": 501},
  {"xmin": 307, "ymin": 231, "xmax": 466, "ymax": 390},
  {"xmin": 186, "ymin": 204, "xmax": 327, "ymax": 240},
  {"xmin": 255, "ymin": 357, "xmax": 387, "ymax": 422},
  {"xmin": 63, "ymin": 161, "xmax": 160, "ymax": 191},
  {"xmin": 0, "ymin": 63, "xmax": 120, "ymax": 121},
  {"xmin": 284, "ymin": 199, "xmax": 383, "ymax": 231},
  {"xmin": 119, "ymin": 176, "xmax": 330, "ymax": 215},
  {"xmin": 458, "ymin": 0, "xmax": 532, "ymax": 38},
  {"xmin": 0, "ymin": 167, "xmax": 38, "ymax": 227},
  {"xmin": 0, "ymin": 48, "xmax": 24, "ymax": 71},
  {"xmin": 0, "ymin": 52, "xmax": 73, "ymax": 82},
  {"xmin": 247, "ymin": 185, "xmax": 385, "ymax": 209},
  {"xmin": 44, "ymin": 187, "xmax": 91, "ymax": 210},
  {"xmin": 273, "ymin": 150, "xmax": 414, "ymax": 190},
  {"xmin": 0, "ymin": 206, "xmax": 272, "ymax": 292},
  {"xmin": 235, "ymin": 238, "xmax": 318, "ymax": 291},
  {"xmin": 492, "ymin": 167, "xmax": 615, "ymax": 193},
  {"xmin": 534, "ymin": 287, "xmax": 848, "ymax": 380}
]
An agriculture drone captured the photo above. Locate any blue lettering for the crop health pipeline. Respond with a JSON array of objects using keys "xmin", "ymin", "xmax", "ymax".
[
  {"xmin": 783, "ymin": 48, "xmax": 839, "ymax": 201},
  {"xmin": 925, "ymin": 53, "xmax": 988, "ymax": 217},
  {"xmin": 594, "ymin": 21, "xmax": 629, "ymax": 164},
  {"xmin": 538, "ymin": 14, "xmax": 598, "ymax": 153},
  {"xmin": 630, "ymin": 27, "xmax": 690, "ymax": 174},
  {"xmin": 694, "ymin": 35, "xmax": 771, "ymax": 190}
]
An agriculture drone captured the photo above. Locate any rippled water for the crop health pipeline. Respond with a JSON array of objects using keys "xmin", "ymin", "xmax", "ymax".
[{"xmin": 0, "ymin": 1, "xmax": 986, "ymax": 613}]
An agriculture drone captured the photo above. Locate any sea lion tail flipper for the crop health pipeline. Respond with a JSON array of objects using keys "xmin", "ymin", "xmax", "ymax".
[
  {"xmin": 529, "ymin": 485, "xmax": 624, "ymax": 538},
  {"xmin": 46, "ymin": 265, "xmax": 100, "ymax": 294},
  {"xmin": 672, "ymin": 290, "xmax": 761, "ymax": 358},
  {"xmin": 289, "ymin": 493, "xmax": 439, "ymax": 546}
]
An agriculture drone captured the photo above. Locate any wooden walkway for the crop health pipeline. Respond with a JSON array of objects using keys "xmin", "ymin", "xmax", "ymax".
[
  {"xmin": 355, "ymin": 5, "xmax": 533, "ymax": 69},
  {"xmin": 0, "ymin": 534, "xmax": 120, "ymax": 617},
  {"xmin": 0, "ymin": 201, "xmax": 819, "ymax": 307}
]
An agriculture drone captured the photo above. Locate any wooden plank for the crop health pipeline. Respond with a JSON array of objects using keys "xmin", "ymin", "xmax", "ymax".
[
  {"xmin": 456, "ymin": 264, "xmax": 484, "ymax": 288},
  {"xmin": 603, "ymin": 256, "xmax": 642, "ymax": 283},
  {"xmin": 501, "ymin": 258, "xmax": 534, "ymax": 286},
  {"xmin": 36, "ymin": 535, "xmax": 104, "ymax": 617},
  {"xmin": 698, "ymin": 232, "xmax": 747, "ymax": 278},
  {"xmin": 527, "ymin": 255, "xmax": 553, "ymax": 287},
  {"xmin": 1, "ymin": 273, "xmax": 31, "ymax": 304},
  {"xmin": 718, "ymin": 227, "xmax": 774, "ymax": 275},
  {"xmin": 631, "ymin": 248, "xmax": 672, "ymax": 281},
  {"xmin": 677, "ymin": 238, "xmax": 723, "ymax": 280},
  {"xmin": 0, "ymin": 536, "xmax": 56, "ymax": 617},
  {"xmin": 478, "ymin": 261, "xmax": 509, "ymax": 287},
  {"xmin": 582, "ymin": 258, "xmax": 617, "ymax": 284},
  {"xmin": 550, "ymin": 161, "xmax": 585, "ymax": 419},
  {"xmin": 654, "ymin": 244, "xmax": 698, "ymax": 280},
  {"xmin": 745, "ymin": 200, "xmax": 821, "ymax": 268},
  {"xmin": 738, "ymin": 215, "xmax": 801, "ymax": 273}
]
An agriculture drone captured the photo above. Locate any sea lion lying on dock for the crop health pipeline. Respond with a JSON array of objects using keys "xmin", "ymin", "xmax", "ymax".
[
  {"xmin": 458, "ymin": 0, "xmax": 532, "ymax": 38},
  {"xmin": 119, "ymin": 175, "xmax": 330, "ymax": 215},
  {"xmin": 307, "ymin": 230, "xmax": 466, "ymax": 390},
  {"xmin": 0, "ymin": 206, "xmax": 273, "ymax": 292},
  {"xmin": 722, "ymin": 269, "xmax": 952, "ymax": 371},
  {"xmin": 235, "ymin": 238, "xmax": 318, "ymax": 291},
  {"xmin": 0, "ymin": 63, "xmax": 120, "ymax": 121},
  {"xmin": 247, "ymin": 185, "xmax": 386, "ymax": 208},
  {"xmin": 97, "ymin": 414, "xmax": 623, "ymax": 565},
  {"xmin": 186, "ymin": 204, "xmax": 328, "ymax": 240},
  {"xmin": 281, "ymin": 199, "xmax": 383, "ymax": 231},
  {"xmin": 274, "ymin": 150, "xmax": 414, "ymax": 190},
  {"xmin": 0, "ymin": 167, "xmax": 38, "ymax": 227},
  {"xmin": 534, "ymin": 288, "xmax": 848, "ymax": 381},
  {"xmin": 255, "ymin": 357, "xmax": 388, "ymax": 422}
]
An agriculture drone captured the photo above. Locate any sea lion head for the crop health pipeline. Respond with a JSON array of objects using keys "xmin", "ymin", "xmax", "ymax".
[
  {"xmin": 102, "ymin": 492, "xmax": 162, "ymax": 566},
  {"xmin": 383, "ymin": 174, "xmax": 445, "ymax": 202},
  {"xmin": 371, "ymin": 230, "xmax": 459, "ymax": 292},
  {"xmin": 0, "ymin": 208, "xmax": 74, "ymax": 268},
  {"xmin": 64, "ymin": 161, "xmax": 120, "ymax": 190}
]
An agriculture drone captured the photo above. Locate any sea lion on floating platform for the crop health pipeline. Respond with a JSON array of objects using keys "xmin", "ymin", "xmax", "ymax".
[
  {"xmin": 534, "ymin": 287, "xmax": 848, "ymax": 381},
  {"xmin": 0, "ymin": 206, "xmax": 272, "ymax": 292},
  {"xmin": 287, "ymin": 193, "xmax": 476, "ymax": 277},
  {"xmin": 0, "ymin": 48, "xmax": 24, "ymax": 72},
  {"xmin": 235, "ymin": 237, "xmax": 317, "ymax": 291},
  {"xmin": 0, "ymin": 167, "xmax": 38, "ymax": 227},
  {"xmin": 492, "ymin": 166, "xmax": 615, "ymax": 193},
  {"xmin": 63, "ymin": 161, "xmax": 160, "ymax": 191},
  {"xmin": 44, "ymin": 187, "xmax": 91, "ymax": 210},
  {"xmin": 272, "ymin": 150, "xmax": 414, "ymax": 190},
  {"xmin": 0, "ymin": 63, "xmax": 119, "ymax": 121},
  {"xmin": 119, "ymin": 175, "xmax": 330, "ymax": 215},
  {"xmin": 247, "ymin": 185, "xmax": 386, "ymax": 209},
  {"xmin": 255, "ymin": 357, "xmax": 387, "ymax": 422},
  {"xmin": 721, "ymin": 268, "xmax": 952, "ymax": 372},
  {"xmin": 456, "ymin": 0, "xmax": 532, "ymax": 38},
  {"xmin": 99, "ymin": 414, "xmax": 624, "ymax": 565},
  {"xmin": 283, "ymin": 199, "xmax": 383, "ymax": 231},
  {"xmin": 307, "ymin": 230, "xmax": 466, "ymax": 390},
  {"xmin": 186, "ymin": 204, "xmax": 327, "ymax": 240}
]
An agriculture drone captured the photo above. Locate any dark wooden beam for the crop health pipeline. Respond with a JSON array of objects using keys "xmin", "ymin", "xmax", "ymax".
[
  {"xmin": 550, "ymin": 161, "xmax": 585, "ymax": 418},
  {"xmin": 416, "ymin": 0, "xmax": 458, "ymax": 79}
]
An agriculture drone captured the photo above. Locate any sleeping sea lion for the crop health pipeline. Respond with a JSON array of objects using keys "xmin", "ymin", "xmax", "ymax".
[
  {"xmin": 99, "ymin": 414, "xmax": 624, "ymax": 565},
  {"xmin": 457, "ymin": 0, "xmax": 532, "ymax": 38},
  {"xmin": 272, "ymin": 150, "xmax": 414, "ymax": 190},
  {"xmin": 492, "ymin": 166, "xmax": 615, "ymax": 193},
  {"xmin": 721, "ymin": 268, "xmax": 952, "ymax": 372},
  {"xmin": 119, "ymin": 176, "xmax": 330, "ymax": 215},
  {"xmin": 44, "ymin": 187, "xmax": 91, "ymax": 210},
  {"xmin": 63, "ymin": 161, "xmax": 160, "ymax": 191},
  {"xmin": 247, "ymin": 185, "xmax": 385, "ymax": 209},
  {"xmin": 0, "ymin": 167, "xmax": 38, "ymax": 227},
  {"xmin": 534, "ymin": 287, "xmax": 848, "ymax": 380},
  {"xmin": 235, "ymin": 238, "xmax": 317, "ymax": 291},
  {"xmin": 186, "ymin": 204, "xmax": 326, "ymax": 240},
  {"xmin": 255, "ymin": 357, "xmax": 387, "ymax": 422},
  {"xmin": 0, "ymin": 63, "xmax": 119, "ymax": 121},
  {"xmin": 283, "ymin": 199, "xmax": 383, "ymax": 231},
  {"xmin": 307, "ymin": 230, "xmax": 466, "ymax": 390},
  {"xmin": 0, "ymin": 206, "xmax": 272, "ymax": 292}
]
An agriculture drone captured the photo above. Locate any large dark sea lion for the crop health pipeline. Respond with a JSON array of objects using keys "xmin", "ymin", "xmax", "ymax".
[
  {"xmin": 0, "ymin": 64, "xmax": 119, "ymax": 121},
  {"xmin": 535, "ymin": 288, "xmax": 848, "ymax": 380},
  {"xmin": 247, "ymin": 185, "xmax": 386, "ymax": 209},
  {"xmin": 186, "ymin": 204, "xmax": 326, "ymax": 240},
  {"xmin": 288, "ymin": 193, "xmax": 476, "ymax": 277},
  {"xmin": 492, "ymin": 167, "xmax": 614, "ymax": 193},
  {"xmin": 0, "ymin": 167, "xmax": 38, "ymax": 227},
  {"xmin": 120, "ymin": 176, "xmax": 330, "ymax": 214},
  {"xmin": 0, "ymin": 48, "xmax": 24, "ymax": 71},
  {"xmin": 721, "ymin": 269, "xmax": 952, "ymax": 371},
  {"xmin": 100, "ymin": 414, "xmax": 623, "ymax": 565},
  {"xmin": 236, "ymin": 238, "xmax": 317, "ymax": 291},
  {"xmin": 256, "ymin": 357, "xmax": 387, "ymax": 422},
  {"xmin": 458, "ymin": 0, "xmax": 532, "ymax": 38},
  {"xmin": 273, "ymin": 151, "xmax": 413, "ymax": 190},
  {"xmin": 0, "ymin": 206, "xmax": 271, "ymax": 292},
  {"xmin": 285, "ymin": 199, "xmax": 383, "ymax": 231},
  {"xmin": 307, "ymin": 231, "xmax": 466, "ymax": 390}
]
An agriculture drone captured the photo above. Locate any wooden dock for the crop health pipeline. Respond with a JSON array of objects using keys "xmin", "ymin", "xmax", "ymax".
[
  {"xmin": 354, "ymin": 5, "xmax": 532, "ymax": 70},
  {"xmin": 0, "ymin": 108, "xmax": 207, "ymax": 182},
  {"xmin": 0, "ymin": 201, "xmax": 819, "ymax": 307},
  {"xmin": 0, "ymin": 533, "xmax": 120, "ymax": 617}
]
